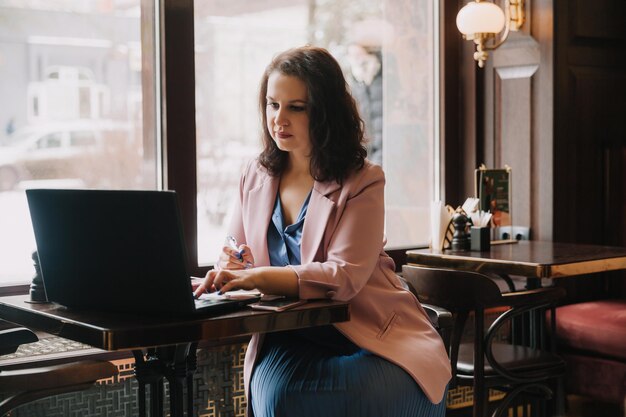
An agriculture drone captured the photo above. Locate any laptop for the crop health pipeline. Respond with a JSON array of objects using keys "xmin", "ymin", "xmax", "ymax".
[{"xmin": 26, "ymin": 189, "xmax": 260, "ymax": 315}]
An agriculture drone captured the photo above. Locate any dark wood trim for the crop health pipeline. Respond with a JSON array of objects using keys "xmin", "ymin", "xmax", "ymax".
[
  {"xmin": 0, "ymin": 285, "xmax": 29, "ymax": 297},
  {"xmin": 530, "ymin": 0, "xmax": 554, "ymax": 241},
  {"xmin": 441, "ymin": 0, "xmax": 484, "ymax": 207},
  {"xmin": 441, "ymin": 0, "xmax": 464, "ymax": 206},
  {"xmin": 162, "ymin": 0, "xmax": 201, "ymax": 275}
]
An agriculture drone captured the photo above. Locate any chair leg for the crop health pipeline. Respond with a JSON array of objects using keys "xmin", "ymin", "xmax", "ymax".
[
  {"xmin": 474, "ymin": 309, "xmax": 487, "ymax": 417},
  {"xmin": 552, "ymin": 377, "xmax": 565, "ymax": 417},
  {"xmin": 492, "ymin": 383, "xmax": 553, "ymax": 417}
]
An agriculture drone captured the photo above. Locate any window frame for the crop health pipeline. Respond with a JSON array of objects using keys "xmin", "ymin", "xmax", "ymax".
[{"xmin": 160, "ymin": 0, "xmax": 203, "ymax": 275}]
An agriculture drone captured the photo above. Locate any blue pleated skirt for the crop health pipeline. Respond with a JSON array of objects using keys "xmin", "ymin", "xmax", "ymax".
[{"xmin": 250, "ymin": 331, "xmax": 447, "ymax": 417}]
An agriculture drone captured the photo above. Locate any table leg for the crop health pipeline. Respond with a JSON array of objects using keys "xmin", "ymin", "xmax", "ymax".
[
  {"xmin": 133, "ymin": 349, "xmax": 166, "ymax": 417},
  {"xmin": 161, "ymin": 344, "xmax": 190, "ymax": 417},
  {"xmin": 150, "ymin": 378, "xmax": 164, "ymax": 417},
  {"xmin": 132, "ymin": 343, "xmax": 200, "ymax": 417},
  {"xmin": 155, "ymin": 343, "xmax": 202, "ymax": 417},
  {"xmin": 137, "ymin": 370, "xmax": 146, "ymax": 417},
  {"xmin": 187, "ymin": 342, "xmax": 198, "ymax": 415}
]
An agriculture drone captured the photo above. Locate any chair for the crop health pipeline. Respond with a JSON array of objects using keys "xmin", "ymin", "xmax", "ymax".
[
  {"xmin": 399, "ymin": 276, "xmax": 453, "ymax": 348},
  {"xmin": 0, "ymin": 327, "xmax": 118, "ymax": 416},
  {"xmin": 402, "ymin": 265, "xmax": 566, "ymax": 417}
]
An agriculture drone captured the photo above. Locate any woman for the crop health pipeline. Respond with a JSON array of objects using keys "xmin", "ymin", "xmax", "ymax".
[{"xmin": 195, "ymin": 46, "xmax": 450, "ymax": 417}]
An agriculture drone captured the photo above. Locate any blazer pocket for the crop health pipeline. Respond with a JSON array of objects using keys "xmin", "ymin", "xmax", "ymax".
[{"xmin": 377, "ymin": 311, "xmax": 399, "ymax": 340}]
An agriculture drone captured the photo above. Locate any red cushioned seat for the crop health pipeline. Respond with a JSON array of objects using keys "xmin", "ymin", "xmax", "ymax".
[
  {"xmin": 555, "ymin": 299, "xmax": 626, "ymax": 404},
  {"xmin": 555, "ymin": 300, "xmax": 626, "ymax": 361}
]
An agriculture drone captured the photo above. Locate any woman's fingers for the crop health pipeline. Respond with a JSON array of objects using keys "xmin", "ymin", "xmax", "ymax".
[
  {"xmin": 219, "ymin": 275, "xmax": 255, "ymax": 293},
  {"xmin": 217, "ymin": 245, "xmax": 254, "ymax": 270},
  {"xmin": 193, "ymin": 270, "xmax": 217, "ymax": 298},
  {"xmin": 239, "ymin": 244, "xmax": 255, "ymax": 269},
  {"xmin": 194, "ymin": 267, "xmax": 257, "ymax": 297},
  {"xmin": 212, "ymin": 269, "xmax": 234, "ymax": 291},
  {"xmin": 213, "ymin": 269, "xmax": 257, "ymax": 293}
]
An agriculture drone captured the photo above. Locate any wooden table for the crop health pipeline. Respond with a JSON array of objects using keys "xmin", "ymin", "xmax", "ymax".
[
  {"xmin": 407, "ymin": 240, "xmax": 626, "ymax": 414},
  {"xmin": 407, "ymin": 240, "xmax": 626, "ymax": 288},
  {"xmin": 407, "ymin": 239, "xmax": 626, "ymax": 350},
  {"xmin": 0, "ymin": 295, "xmax": 350, "ymax": 417}
]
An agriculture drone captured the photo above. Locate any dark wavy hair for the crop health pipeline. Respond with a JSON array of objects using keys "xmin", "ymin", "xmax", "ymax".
[{"xmin": 258, "ymin": 46, "xmax": 367, "ymax": 184}]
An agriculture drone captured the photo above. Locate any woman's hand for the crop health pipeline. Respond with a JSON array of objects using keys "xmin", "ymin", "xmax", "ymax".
[
  {"xmin": 217, "ymin": 243, "xmax": 255, "ymax": 270},
  {"xmin": 193, "ymin": 266, "xmax": 300, "ymax": 298},
  {"xmin": 195, "ymin": 269, "xmax": 257, "ymax": 297}
]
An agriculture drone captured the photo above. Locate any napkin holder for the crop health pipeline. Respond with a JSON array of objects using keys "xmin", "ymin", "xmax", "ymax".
[{"xmin": 471, "ymin": 226, "xmax": 491, "ymax": 251}]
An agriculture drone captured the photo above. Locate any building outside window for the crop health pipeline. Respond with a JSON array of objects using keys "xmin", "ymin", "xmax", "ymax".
[{"xmin": 0, "ymin": 0, "xmax": 150, "ymax": 284}]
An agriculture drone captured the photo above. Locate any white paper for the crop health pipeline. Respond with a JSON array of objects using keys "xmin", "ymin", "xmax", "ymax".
[
  {"xmin": 462, "ymin": 197, "xmax": 480, "ymax": 214},
  {"xmin": 430, "ymin": 201, "xmax": 452, "ymax": 252},
  {"xmin": 198, "ymin": 289, "xmax": 261, "ymax": 301}
]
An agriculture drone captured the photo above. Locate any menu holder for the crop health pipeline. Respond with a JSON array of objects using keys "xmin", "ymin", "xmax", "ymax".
[{"xmin": 475, "ymin": 164, "xmax": 516, "ymax": 243}]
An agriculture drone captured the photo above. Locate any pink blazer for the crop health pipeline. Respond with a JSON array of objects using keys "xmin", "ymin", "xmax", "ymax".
[{"xmin": 227, "ymin": 159, "xmax": 451, "ymax": 405}]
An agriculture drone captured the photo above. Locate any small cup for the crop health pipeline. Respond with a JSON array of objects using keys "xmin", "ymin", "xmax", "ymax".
[{"xmin": 471, "ymin": 226, "xmax": 491, "ymax": 251}]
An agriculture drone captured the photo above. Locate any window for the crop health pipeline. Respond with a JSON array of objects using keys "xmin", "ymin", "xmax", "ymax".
[
  {"xmin": 193, "ymin": 0, "xmax": 438, "ymax": 264},
  {"xmin": 0, "ymin": 0, "xmax": 439, "ymax": 285},
  {"xmin": 0, "ymin": 1, "xmax": 154, "ymax": 285}
]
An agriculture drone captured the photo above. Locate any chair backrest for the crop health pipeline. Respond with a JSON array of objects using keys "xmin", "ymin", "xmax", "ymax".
[
  {"xmin": 402, "ymin": 265, "xmax": 504, "ymax": 312},
  {"xmin": 0, "ymin": 328, "xmax": 38, "ymax": 356},
  {"xmin": 401, "ymin": 265, "xmax": 566, "ymax": 390},
  {"xmin": 398, "ymin": 276, "xmax": 453, "ymax": 349}
]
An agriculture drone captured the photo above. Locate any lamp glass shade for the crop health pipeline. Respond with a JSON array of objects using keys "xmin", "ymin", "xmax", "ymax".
[{"xmin": 456, "ymin": 1, "xmax": 506, "ymax": 35}]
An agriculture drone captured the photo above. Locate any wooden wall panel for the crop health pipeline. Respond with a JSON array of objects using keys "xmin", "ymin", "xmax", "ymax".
[
  {"xmin": 529, "ymin": 0, "xmax": 555, "ymax": 241},
  {"xmin": 483, "ymin": 34, "xmax": 540, "ymax": 234},
  {"xmin": 494, "ymin": 65, "xmax": 536, "ymax": 228},
  {"xmin": 557, "ymin": 67, "xmax": 626, "ymax": 243},
  {"xmin": 455, "ymin": 0, "xmax": 554, "ymax": 240},
  {"xmin": 554, "ymin": 0, "xmax": 626, "ymax": 246},
  {"xmin": 570, "ymin": 0, "xmax": 626, "ymax": 42},
  {"xmin": 554, "ymin": 0, "xmax": 626, "ymax": 300}
]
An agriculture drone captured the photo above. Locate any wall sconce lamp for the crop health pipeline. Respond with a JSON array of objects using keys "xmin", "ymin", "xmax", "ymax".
[{"xmin": 456, "ymin": 0, "xmax": 525, "ymax": 68}]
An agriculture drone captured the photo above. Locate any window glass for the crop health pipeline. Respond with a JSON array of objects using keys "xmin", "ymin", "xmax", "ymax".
[
  {"xmin": 37, "ymin": 133, "xmax": 63, "ymax": 149},
  {"xmin": 0, "ymin": 1, "xmax": 149, "ymax": 284},
  {"xmin": 194, "ymin": 0, "xmax": 436, "ymax": 263},
  {"xmin": 70, "ymin": 131, "xmax": 97, "ymax": 147}
]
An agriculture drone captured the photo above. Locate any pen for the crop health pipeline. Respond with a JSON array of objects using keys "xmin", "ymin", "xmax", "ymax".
[
  {"xmin": 226, "ymin": 236, "xmax": 253, "ymax": 269},
  {"xmin": 226, "ymin": 235, "xmax": 244, "ymax": 260}
]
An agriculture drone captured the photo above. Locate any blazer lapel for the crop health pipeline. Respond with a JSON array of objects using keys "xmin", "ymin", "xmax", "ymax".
[
  {"xmin": 245, "ymin": 174, "xmax": 278, "ymax": 267},
  {"xmin": 301, "ymin": 180, "xmax": 341, "ymax": 264}
]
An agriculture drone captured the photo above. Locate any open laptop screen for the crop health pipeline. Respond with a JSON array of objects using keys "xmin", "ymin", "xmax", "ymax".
[{"xmin": 26, "ymin": 189, "xmax": 198, "ymax": 314}]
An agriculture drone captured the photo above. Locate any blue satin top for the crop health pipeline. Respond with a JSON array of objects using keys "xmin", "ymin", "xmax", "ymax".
[{"xmin": 267, "ymin": 190, "xmax": 311, "ymax": 267}]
